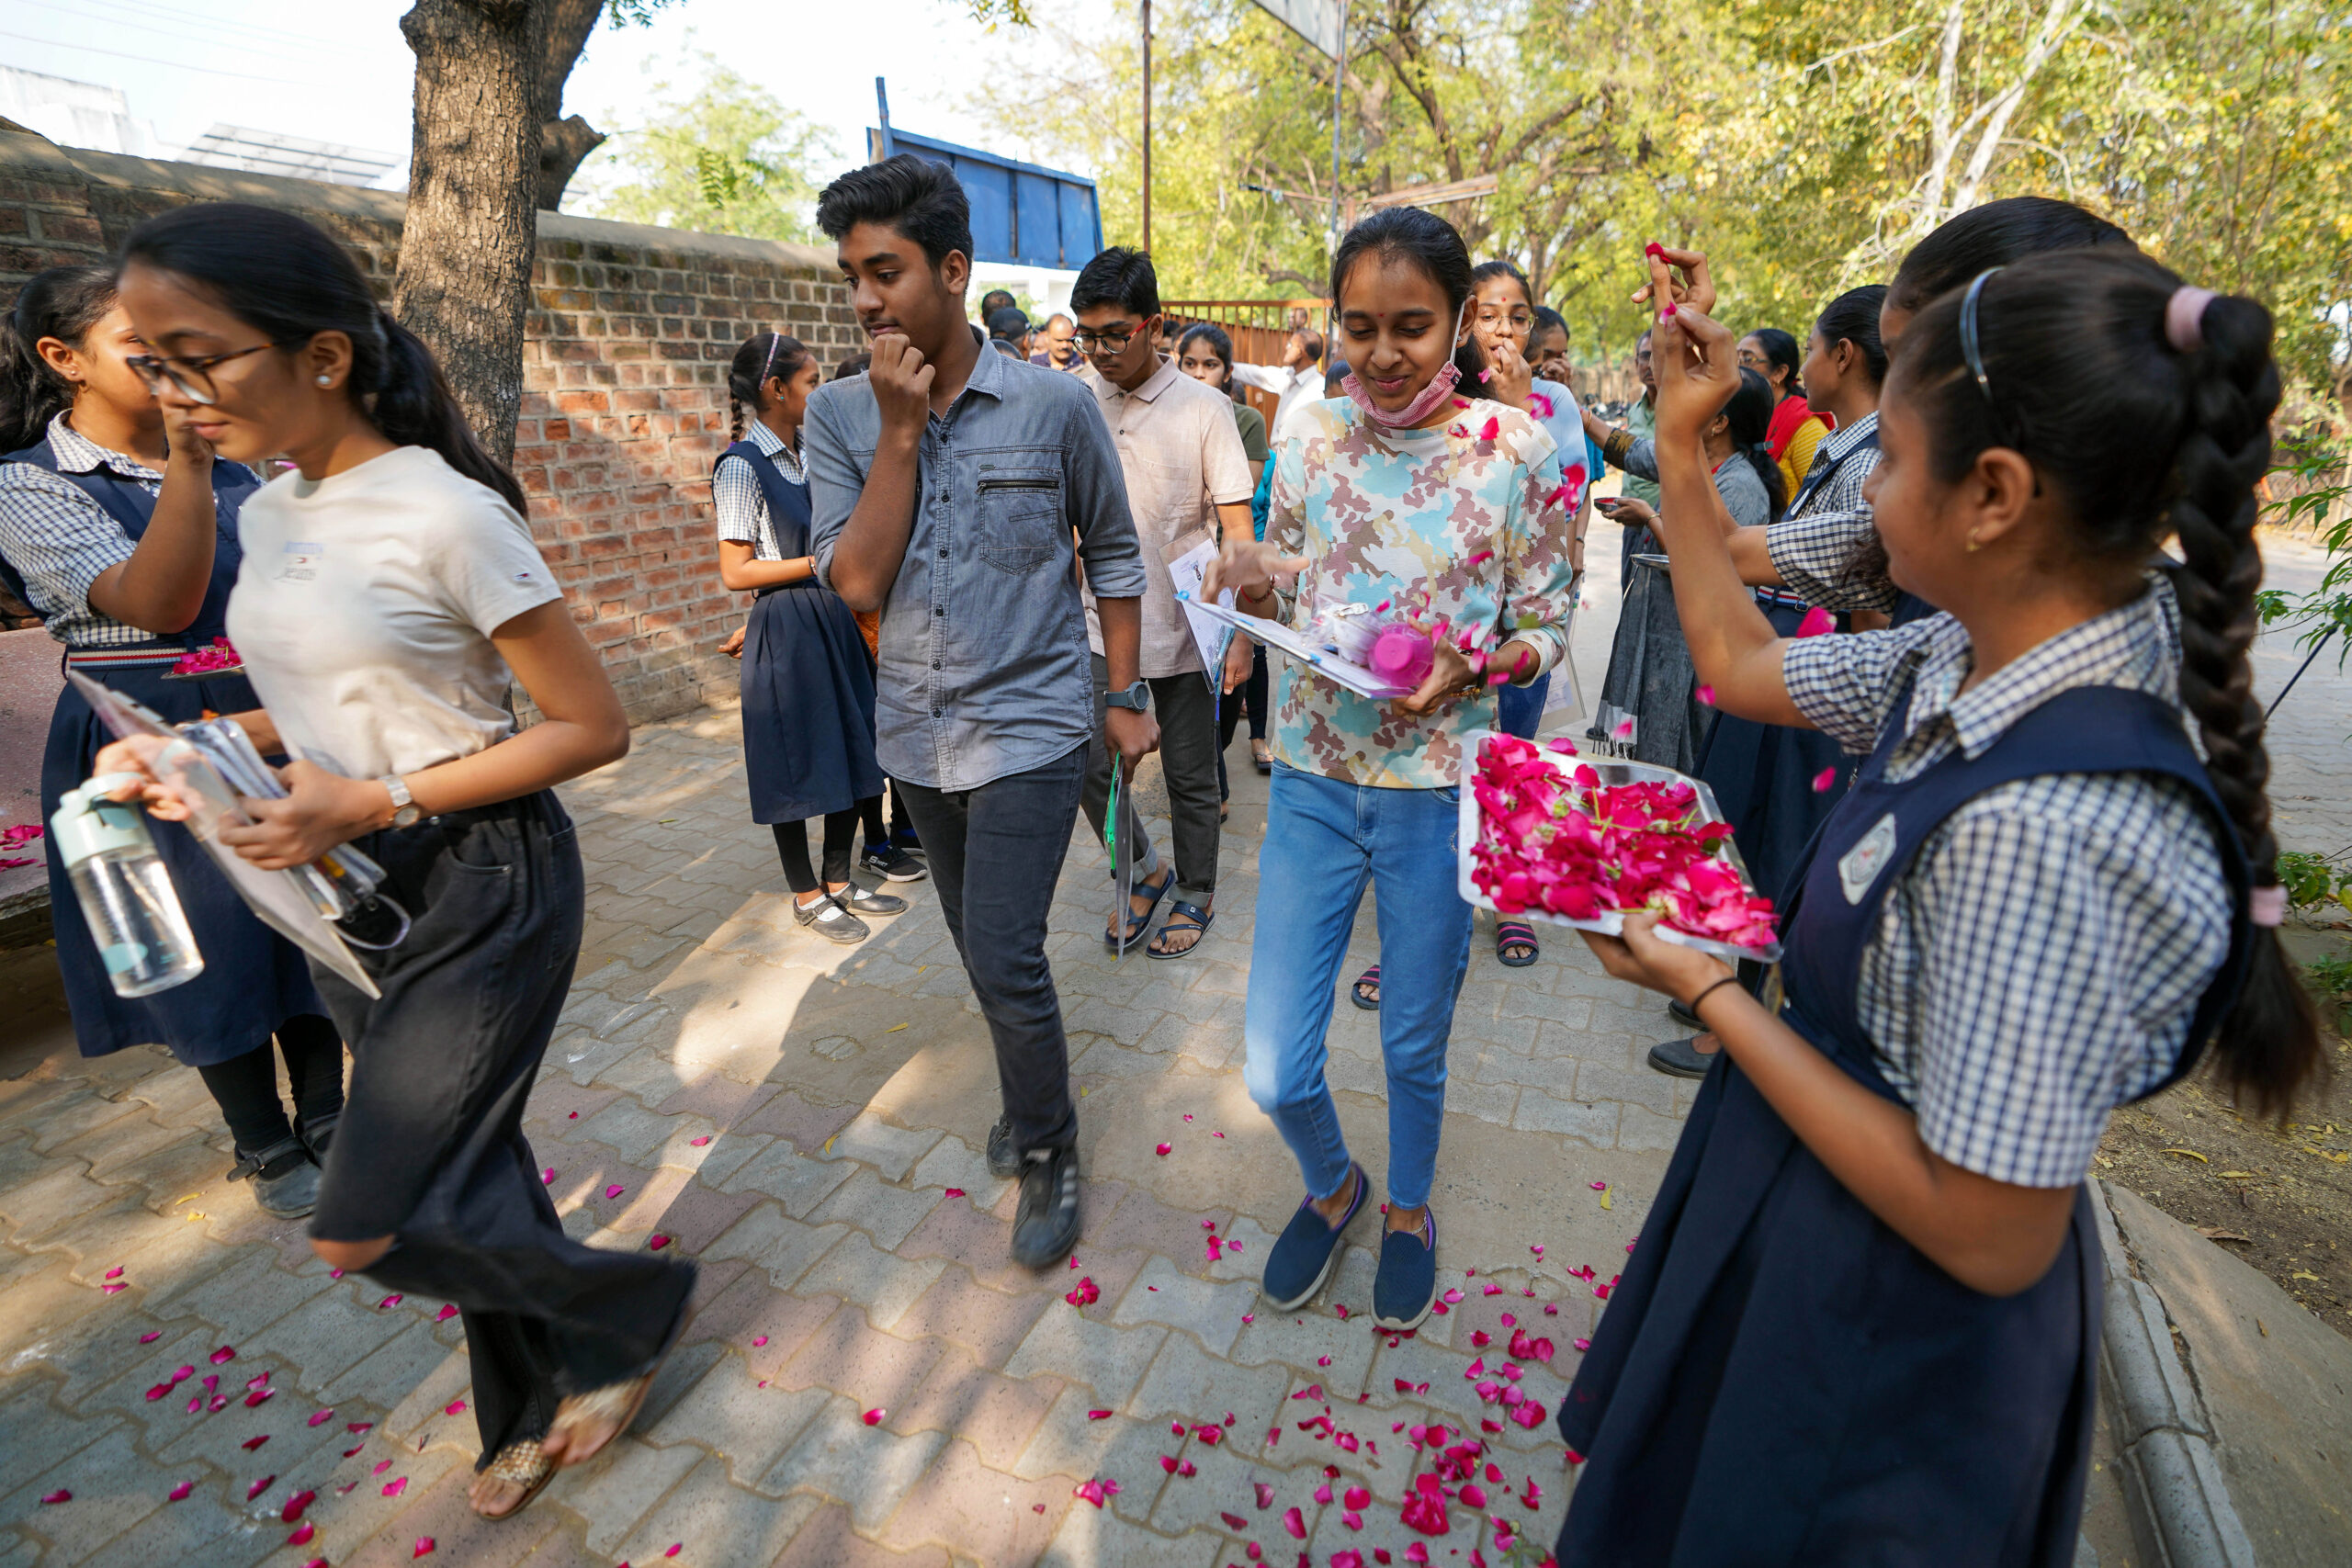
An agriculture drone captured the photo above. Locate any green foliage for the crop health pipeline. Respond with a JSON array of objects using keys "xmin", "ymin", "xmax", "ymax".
[
  {"xmin": 2305, "ymin": 952, "xmax": 2352, "ymax": 1029},
  {"xmin": 568, "ymin": 52, "xmax": 838, "ymax": 242},
  {"xmin": 2254, "ymin": 438, "xmax": 2352, "ymax": 670},
  {"xmin": 2278, "ymin": 849, "xmax": 2352, "ymax": 913},
  {"xmin": 961, "ymin": 0, "xmax": 2352, "ymax": 397}
]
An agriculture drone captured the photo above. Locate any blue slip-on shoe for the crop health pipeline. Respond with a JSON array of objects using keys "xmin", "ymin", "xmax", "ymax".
[
  {"xmin": 1374, "ymin": 1209, "xmax": 1438, "ymax": 1331},
  {"xmin": 1261, "ymin": 1163, "xmax": 1367, "ymax": 1311}
]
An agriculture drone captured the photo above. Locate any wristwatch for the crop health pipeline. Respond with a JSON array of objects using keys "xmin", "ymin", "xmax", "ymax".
[
  {"xmin": 1103, "ymin": 681, "xmax": 1150, "ymax": 713},
  {"xmin": 380, "ymin": 773, "xmax": 423, "ymax": 829}
]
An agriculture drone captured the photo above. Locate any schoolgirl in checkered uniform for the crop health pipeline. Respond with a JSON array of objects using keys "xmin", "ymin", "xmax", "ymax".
[
  {"xmin": 0, "ymin": 265, "xmax": 345, "ymax": 1219},
  {"xmin": 1555, "ymin": 248, "xmax": 2324, "ymax": 1566}
]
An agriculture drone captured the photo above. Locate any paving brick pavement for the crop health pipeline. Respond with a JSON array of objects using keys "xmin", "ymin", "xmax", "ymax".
[{"xmin": 1, "ymin": 521, "xmax": 2342, "ymax": 1567}]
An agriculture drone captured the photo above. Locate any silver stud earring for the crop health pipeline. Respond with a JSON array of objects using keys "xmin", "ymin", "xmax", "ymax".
[{"xmin": 315, "ymin": 374, "xmax": 333, "ymax": 387}]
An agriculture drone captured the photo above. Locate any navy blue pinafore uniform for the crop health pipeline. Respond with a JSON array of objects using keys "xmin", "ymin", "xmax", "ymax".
[
  {"xmin": 1695, "ymin": 430, "xmax": 1881, "ymax": 904},
  {"xmin": 718, "ymin": 441, "xmax": 883, "ymax": 823},
  {"xmin": 4, "ymin": 440, "xmax": 327, "ymax": 1066},
  {"xmin": 1556, "ymin": 682, "xmax": 2252, "ymax": 1568}
]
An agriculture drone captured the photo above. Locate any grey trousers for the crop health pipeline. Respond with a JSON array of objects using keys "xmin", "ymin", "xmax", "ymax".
[{"xmin": 1080, "ymin": 652, "xmax": 1222, "ymax": 900}]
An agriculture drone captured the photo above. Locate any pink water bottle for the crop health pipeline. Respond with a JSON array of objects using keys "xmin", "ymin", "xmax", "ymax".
[{"xmin": 1369, "ymin": 623, "xmax": 1435, "ymax": 690}]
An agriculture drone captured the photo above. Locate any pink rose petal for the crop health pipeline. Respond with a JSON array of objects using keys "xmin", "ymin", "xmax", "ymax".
[
  {"xmin": 308, "ymin": 1409, "xmax": 334, "ymax": 1427},
  {"xmin": 649, "ymin": 1235, "xmax": 670, "ymax": 1250},
  {"xmin": 689, "ymin": 1135, "xmax": 712, "ymax": 1146},
  {"xmin": 140, "ymin": 1331, "xmax": 163, "ymax": 1344},
  {"xmin": 1155, "ymin": 1143, "xmax": 1171, "ymax": 1156},
  {"xmin": 347, "ymin": 1422, "xmax": 373, "ymax": 1433},
  {"xmin": 101, "ymin": 1282, "xmax": 128, "ymax": 1294},
  {"xmin": 1795, "ymin": 604, "xmax": 1835, "ymax": 638},
  {"xmin": 246, "ymin": 1474, "xmax": 275, "ymax": 1502},
  {"xmin": 413, "ymin": 1537, "xmax": 435, "ymax": 1558},
  {"xmin": 752, "ymin": 1335, "xmax": 769, "ymax": 1347},
  {"xmin": 863, "ymin": 1407, "xmax": 886, "ymax": 1426},
  {"xmin": 944, "ymin": 1188, "xmax": 966, "ymax": 1199},
  {"xmin": 241, "ymin": 1435, "xmax": 269, "ymax": 1451},
  {"xmin": 541, "ymin": 1168, "xmax": 555, "ymax": 1185},
  {"xmin": 243, "ymin": 1389, "xmax": 275, "ymax": 1408},
  {"xmin": 435, "ymin": 1303, "xmax": 459, "ymax": 1323},
  {"xmin": 104, "ymin": 1266, "xmax": 123, "ymax": 1280},
  {"xmin": 168, "ymin": 1479, "xmax": 194, "ymax": 1502},
  {"xmin": 1283, "ymin": 1506, "xmax": 1307, "ymax": 1540},
  {"xmin": 1696, "ymin": 684, "xmax": 1715, "ymax": 705},
  {"xmin": 377, "ymin": 1294, "xmax": 402, "ymax": 1309},
  {"xmin": 287, "ymin": 1522, "xmax": 315, "ymax": 1547},
  {"xmin": 283, "ymin": 1489, "xmax": 317, "ymax": 1521},
  {"xmin": 40, "ymin": 1490, "xmax": 70, "ymax": 1505},
  {"xmin": 444, "ymin": 1399, "xmax": 468, "ymax": 1416},
  {"xmin": 383, "ymin": 1476, "xmax": 409, "ymax": 1497},
  {"xmin": 1087, "ymin": 1409, "xmax": 1113, "ymax": 1420},
  {"xmin": 604, "ymin": 1184, "xmax": 625, "ymax": 1200},
  {"xmin": 1812, "ymin": 766, "xmax": 1837, "ymax": 792}
]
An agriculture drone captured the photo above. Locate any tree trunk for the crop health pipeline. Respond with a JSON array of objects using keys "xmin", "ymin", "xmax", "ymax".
[
  {"xmin": 395, "ymin": 0, "xmax": 542, "ymax": 465},
  {"xmin": 534, "ymin": 0, "xmax": 607, "ymax": 210}
]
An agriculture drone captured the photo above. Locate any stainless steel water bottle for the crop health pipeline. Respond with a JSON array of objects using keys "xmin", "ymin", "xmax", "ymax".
[{"xmin": 51, "ymin": 773, "xmax": 204, "ymax": 998}]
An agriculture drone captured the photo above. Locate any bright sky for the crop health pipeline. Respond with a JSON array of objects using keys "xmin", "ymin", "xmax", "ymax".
[{"xmin": 0, "ymin": 0, "xmax": 1025, "ymax": 193}]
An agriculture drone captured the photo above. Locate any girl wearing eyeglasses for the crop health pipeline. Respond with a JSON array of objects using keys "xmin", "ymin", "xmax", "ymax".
[
  {"xmin": 92, "ymin": 203, "xmax": 695, "ymax": 1523},
  {"xmin": 0, "ymin": 265, "xmax": 346, "ymax": 1221}
]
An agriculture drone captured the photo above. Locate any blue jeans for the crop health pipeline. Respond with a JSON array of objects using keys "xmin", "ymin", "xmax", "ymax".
[
  {"xmin": 1242, "ymin": 764, "xmax": 1473, "ymax": 1210},
  {"xmin": 1496, "ymin": 672, "xmax": 1552, "ymax": 740}
]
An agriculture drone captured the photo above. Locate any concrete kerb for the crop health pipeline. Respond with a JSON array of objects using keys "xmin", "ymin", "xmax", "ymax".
[{"xmin": 2093, "ymin": 1179, "xmax": 2258, "ymax": 1568}]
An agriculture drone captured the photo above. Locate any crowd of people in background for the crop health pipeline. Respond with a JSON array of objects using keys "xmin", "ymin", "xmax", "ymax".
[{"xmin": 0, "ymin": 147, "xmax": 2325, "ymax": 1563}]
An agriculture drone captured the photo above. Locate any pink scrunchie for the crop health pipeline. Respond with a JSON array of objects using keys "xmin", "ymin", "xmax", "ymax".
[
  {"xmin": 2165, "ymin": 287, "xmax": 2217, "ymax": 352},
  {"xmin": 2249, "ymin": 884, "xmax": 2287, "ymax": 927}
]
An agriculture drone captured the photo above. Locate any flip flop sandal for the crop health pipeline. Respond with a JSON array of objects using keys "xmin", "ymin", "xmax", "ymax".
[
  {"xmin": 1350, "ymin": 964, "xmax": 1380, "ymax": 1011},
  {"xmin": 472, "ymin": 1438, "xmax": 556, "ymax": 1519},
  {"xmin": 1148, "ymin": 900, "xmax": 1214, "ymax": 960},
  {"xmin": 1495, "ymin": 921, "xmax": 1541, "ymax": 967},
  {"xmin": 545, "ymin": 1302, "xmax": 695, "ymax": 1470},
  {"xmin": 1105, "ymin": 866, "xmax": 1176, "ymax": 950},
  {"xmin": 1251, "ymin": 741, "xmax": 1273, "ymax": 774}
]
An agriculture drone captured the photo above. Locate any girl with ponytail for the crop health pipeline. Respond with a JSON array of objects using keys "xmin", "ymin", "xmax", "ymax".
[
  {"xmin": 1551, "ymin": 245, "xmax": 2317, "ymax": 1567},
  {"xmin": 0, "ymin": 264, "xmax": 347, "ymax": 1222},
  {"xmin": 1588, "ymin": 364, "xmax": 1782, "ymax": 773},
  {"xmin": 712, "ymin": 329, "xmax": 906, "ymax": 944},
  {"xmin": 96, "ymin": 202, "xmax": 695, "ymax": 1522}
]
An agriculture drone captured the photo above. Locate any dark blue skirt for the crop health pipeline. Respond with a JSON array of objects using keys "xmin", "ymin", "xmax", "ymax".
[
  {"xmin": 40, "ymin": 659, "xmax": 328, "ymax": 1066},
  {"xmin": 1555, "ymin": 1048, "xmax": 2098, "ymax": 1567},
  {"xmin": 1695, "ymin": 599, "xmax": 1851, "ymax": 906},
  {"xmin": 740, "ymin": 585, "xmax": 884, "ymax": 823}
]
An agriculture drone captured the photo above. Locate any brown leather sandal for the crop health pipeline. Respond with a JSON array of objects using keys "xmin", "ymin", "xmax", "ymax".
[{"xmin": 471, "ymin": 1438, "xmax": 556, "ymax": 1519}]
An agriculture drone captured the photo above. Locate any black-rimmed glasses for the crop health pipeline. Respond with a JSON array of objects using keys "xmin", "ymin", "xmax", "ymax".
[
  {"xmin": 1074, "ymin": 324, "xmax": 1148, "ymax": 353},
  {"xmin": 124, "ymin": 343, "xmax": 277, "ymax": 405}
]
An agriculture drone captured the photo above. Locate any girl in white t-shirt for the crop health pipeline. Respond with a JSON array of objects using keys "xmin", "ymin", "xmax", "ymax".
[{"xmin": 98, "ymin": 202, "xmax": 695, "ymax": 1522}]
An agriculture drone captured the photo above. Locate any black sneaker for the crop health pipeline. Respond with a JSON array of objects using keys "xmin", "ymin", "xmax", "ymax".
[
  {"xmin": 1373, "ymin": 1209, "xmax": 1438, "ymax": 1331},
  {"xmin": 229, "ymin": 1135, "xmax": 321, "ymax": 1220},
  {"xmin": 1011, "ymin": 1145, "xmax": 1081, "ymax": 1269},
  {"xmin": 861, "ymin": 845, "xmax": 928, "ymax": 883},
  {"xmin": 1260, "ymin": 1164, "xmax": 1367, "ymax": 1311},
  {"xmin": 986, "ymin": 1116, "xmax": 1021, "ymax": 1179}
]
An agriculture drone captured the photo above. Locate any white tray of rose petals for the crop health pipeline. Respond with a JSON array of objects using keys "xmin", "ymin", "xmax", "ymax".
[{"xmin": 1458, "ymin": 730, "xmax": 1782, "ymax": 964}]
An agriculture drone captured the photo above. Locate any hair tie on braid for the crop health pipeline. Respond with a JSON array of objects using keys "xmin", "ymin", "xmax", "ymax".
[
  {"xmin": 2165, "ymin": 288, "xmax": 2216, "ymax": 353},
  {"xmin": 2249, "ymin": 885, "xmax": 2287, "ymax": 927}
]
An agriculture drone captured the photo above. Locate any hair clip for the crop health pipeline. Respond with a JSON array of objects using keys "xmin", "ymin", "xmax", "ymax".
[
  {"xmin": 1958, "ymin": 268, "xmax": 2003, "ymax": 408},
  {"xmin": 2165, "ymin": 287, "xmax": 2216, "ymax": 353}
]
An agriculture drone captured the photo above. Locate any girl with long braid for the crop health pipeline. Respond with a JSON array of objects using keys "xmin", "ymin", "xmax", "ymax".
[
  {"xmin": 713, "ymin": 331, "xmax": 903, "ymax": 944},
  {"xmin": 1555, "ymin": 246, "xmax": 2320, "ymax": 1565}
]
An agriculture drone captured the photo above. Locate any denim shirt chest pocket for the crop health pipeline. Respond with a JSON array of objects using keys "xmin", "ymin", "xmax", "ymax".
[{"xmin": 973, "ymin": 455, "xmax": 1063, "ymax": 574}]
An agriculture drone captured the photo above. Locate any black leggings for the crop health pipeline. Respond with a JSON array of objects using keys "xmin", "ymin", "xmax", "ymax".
[
  {"xmin": 859, "ymin": 784, "xmax": 911, "ymax": 847},
  {"xmin": 1216, "ymin": 643, "xmax": 1272, "ymax": 799},
  {"xmin": 775, "ymin": 809, "xmax": 859, "ymax": 894},
  {"xmin": 196, "ymin": 1013, "xmax": 346, "ymax": 1154}
]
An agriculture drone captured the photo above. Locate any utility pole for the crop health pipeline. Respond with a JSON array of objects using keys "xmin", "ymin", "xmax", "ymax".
[
  {"xmin": 874, "ymin": 77, "xmax": 893, "ymax": 161},
  {"xmin": 1141, "ymin": 0, "xmax": 1153, "ymax": 252},
  {"xmin": 1328, "ymin": 0, "xmax": 1346, "ymax": 256}
]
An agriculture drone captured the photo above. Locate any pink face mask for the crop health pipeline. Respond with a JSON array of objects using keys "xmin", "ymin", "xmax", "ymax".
[{"xmin": 1341, "ymin": 303, "xmax": 1470, "ymax": 429}]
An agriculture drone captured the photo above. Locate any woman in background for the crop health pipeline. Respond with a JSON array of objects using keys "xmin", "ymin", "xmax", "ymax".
[{"xmin": 1740, "ymin": 326, "xmax": 1830, "ymax": 501}]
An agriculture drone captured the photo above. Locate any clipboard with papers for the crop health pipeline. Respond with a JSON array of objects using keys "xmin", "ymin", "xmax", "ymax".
[
  {"xmin": 64, "ymin": 671, "xmax": 406, "ymax": 998},
  {"xmin": 1171, "ymin": 592, "xmax": 1413, "ymax": 701}
]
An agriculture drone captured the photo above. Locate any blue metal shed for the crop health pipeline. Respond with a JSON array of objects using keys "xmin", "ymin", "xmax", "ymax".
[{"xmin": 865, "ymin": 127, "xmax": 1104, "ymax": 272}]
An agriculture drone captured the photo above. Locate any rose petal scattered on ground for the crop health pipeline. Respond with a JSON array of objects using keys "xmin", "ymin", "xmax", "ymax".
[
  {"xmin": 104, "ymin": 1266, "xmax": 122, "ymax": 1280},
  {"xmin": 752, "ymin": 1335, "xmax": 768, "ymax": 1347},
  {"xmin": 412, "ymin": 1537, "xmax": 435, "ymax": 1557},
  {"xmin": 383, "ymin": 1477, "xmax": 408, "ymax": 1497},
  {"xmin": 1255, "ymin": 1481, "xmax": 1275, "ymax": 1508},
  {"xmin": 245, "ymin": 1475, "xmax": 275, "ymax": 1502},
  {"xmin": 435, "ymin": 1303, "xmax": 459, "ymax": 1323},
  {"xmin": 650, "ymin": 1235, "xmax": 670, "ymax": 1250},
  {"xmin": 140, "ymin": 1331, "xmax": 162, "ymax": 1344},
  {"xmin": 287, "ymin": 1522, "xmax": 315, "ymax": 1546},
  {"xmin": 241, "ymin": 1435, "xmax": 269, "ymax": 1451},
  {"xmin": 689, "ymin": 1135, "xmax": 711, "ymax": 1146},
  {"xmin": 863, "ymin": 1407, "xmax": 886, "ymax": 1426},
  {"xmin": 377, "ymin": 1294, "xmax": 402, "ymax": 1309},
  {"xmin": 944, "ymin": 1188, "xmax": 965, "ymax": 1199},
  {"xmin": 243, "ymin": 1389, "xmax": 275, "ymax": 1408},
  {"xmin": 1087, "ymin": 1409, "xmax": 1112, "ymax": 1420},
  {"xmin": 540, "ymin": 1168, "xmax": 554, "ymax": 1185},
  {"xmin": 40, "ymin": 1491, "xmax": 70, "ymax": 1505},
  {"xmin": 1282, "ymin": 1506, "xmax": 1306, "ymax": 1539},
  {"xmin": 347, "ymin": 1421, "xmax": 373, "ymax": 1433},
  {"xmin": 101, "ymin": 1281, "xmax": 128, "ymax": 1294},
  {"xmin": 1155, "ymin": 1144, "xmax": 1171, "ymax": 1156},
  {"xmin": 210, "ymin": 1346, "xmax": 236, "ymax": 1364}
]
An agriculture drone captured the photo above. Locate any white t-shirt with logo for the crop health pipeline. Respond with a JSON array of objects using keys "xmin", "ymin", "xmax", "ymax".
[{"xmin": 227, "ymin": 445, "xmax": 564, "ymax": 781}]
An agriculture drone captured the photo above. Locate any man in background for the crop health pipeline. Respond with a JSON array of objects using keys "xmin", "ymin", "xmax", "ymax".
[
  {"xmin": 1069, "ymin": 246, "xmax": 1254, "ymax": 960},
  {"xmin": 986, "ymin": 305, "xmax": 1031, "ymax": 358},
  {"xmin": 1031, "ymin": 312, "xmax": 1082, "ymax": 372},
  {"xmin": 1230, "ymin": 326, "xmax": 1327, "ymax": 446}
]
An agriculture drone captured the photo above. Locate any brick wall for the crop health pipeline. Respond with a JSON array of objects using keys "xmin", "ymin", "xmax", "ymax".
[{"xmin": 0, "ymin": 124, "xmax": 864, "ymax": 723}]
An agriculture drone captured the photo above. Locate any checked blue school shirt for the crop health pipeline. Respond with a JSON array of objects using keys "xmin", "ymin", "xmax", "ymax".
[{"xmin": 1781, "ymin": 578, "xmax": 2233, "ymax": 1189}]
